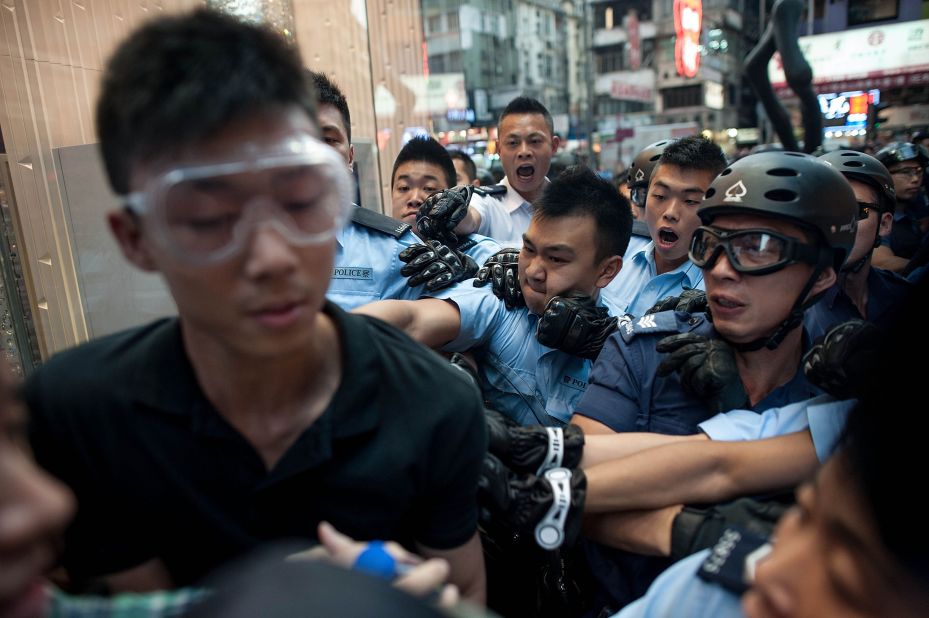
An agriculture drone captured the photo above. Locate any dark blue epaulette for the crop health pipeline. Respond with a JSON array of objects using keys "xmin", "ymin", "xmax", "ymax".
[
  {"xmin": 351, "ymin": 206, "xmax": 411, "ymax": 239},
  {"xmin": 618, "ymin": 310, "xmax": 706, "ymax": 343},
  {"xmin": 631, "ymin": 219, "xmax": 650, "ymax": 239},
  {"xmin": 474, "ymin": 184, "xmax": 507, "ymax": 197}
]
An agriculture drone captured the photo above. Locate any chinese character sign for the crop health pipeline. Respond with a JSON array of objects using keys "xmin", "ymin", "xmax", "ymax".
[{"xmin": 674, "ymin": 0, "xmax": 702, "ymax": 78}]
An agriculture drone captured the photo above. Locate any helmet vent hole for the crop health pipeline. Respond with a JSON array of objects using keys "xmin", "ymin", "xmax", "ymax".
[
  {"xmin": 720, "ymin": 168, "xmax": 733, "ymax": 176},
  {"xmin": 705, "ymin": 188, "xmax": 717, "ymax": 199},
  {"xmin": 845, "ymin": 161, "xmax": 864, "ymax": 168},
  {"xmin": 767, "ymin": 167, "xmax": 799, "ymax": 177},
  {"xmin": 764, "ymin": 189, "xmax": 798, "ymax": 202},
  {"xmin": 649, "ymin": 154, "xmax": 661, "ymax": 162},
  {"xmin": 784, "ymin": 152, "xmax": 805, "ymax": 157}
]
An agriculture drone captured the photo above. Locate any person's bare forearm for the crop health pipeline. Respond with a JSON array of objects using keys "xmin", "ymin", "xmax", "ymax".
[
  {"xmin": 418, "ymin": 533, "xmax": 486, "ymax": 605},
  {"xmin": 353, "ymin": 299, "xmax": 461, "ymax": 348},
  {"xmin": 453, "ymin": 207, "xmax": 481, "ymax": 236},
  {"xmin": 583, "ymin": 506, "xmax": 681, "ymax": 556},
  {"xmin": 584, "ymin": 430, "xmax": 818, "ymax": 513},
  {"xmin": 581, "ymin": 432, "xmax": 706, "ymax": 468}
]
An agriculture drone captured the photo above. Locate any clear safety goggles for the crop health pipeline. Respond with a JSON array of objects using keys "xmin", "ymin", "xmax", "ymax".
[
  {"xmin": 689, "ymin": 226, "xmax": 822, "ymax": 276},
  {"xmin": 125, "ymin": 134, "xmax": 353, "ymax": 265}
]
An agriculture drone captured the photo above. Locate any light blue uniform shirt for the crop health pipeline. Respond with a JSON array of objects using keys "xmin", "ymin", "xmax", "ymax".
[
  {"xmin": 614, "ymin": 549, "xmax": 744, "ymax": 618},
  {"xmin": 601, "ymin": 242, "xmax": 704, "ymax": 318},
  {"xmin": 699, "ymin": 395, "xmax": 854, "ymax": 462},
  {"xmin": 435, "ymin": 284, "xmax": 598, "ymax": 426},
  {"xmin": 615, "ymin": 396, "xmax": 854, "ymax": 618},
  {"xmin": 327, "ymin": 215, "xmax": 500, "ymax": 311}
]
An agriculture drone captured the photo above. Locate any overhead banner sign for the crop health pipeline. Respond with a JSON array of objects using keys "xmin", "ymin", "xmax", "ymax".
[
  {"xmin": 768, "ymin": 19, "xmax": 929, "ymax": 93},
  {"xmin": 595, "ymin": 69, "xmax": 656, "ymax": 103},
  {"xmin": 674, "ymin": 0, "xmax": 702, "ymax": 78}
]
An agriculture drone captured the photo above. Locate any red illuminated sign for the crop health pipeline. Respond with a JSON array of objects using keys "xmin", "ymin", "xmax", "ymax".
[{"xmin": 674, "ymin": 0, "xmax": 702, "ymax": 78}]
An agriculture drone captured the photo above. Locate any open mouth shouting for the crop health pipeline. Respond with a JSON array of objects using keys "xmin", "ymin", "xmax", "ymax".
[
  {"xmin": 656, "ymin": 227, "xmax": 680, "ymax": 250},
  {"xmin": 515, "ymin": 164, "xmax": 536, "ymax": 183}
]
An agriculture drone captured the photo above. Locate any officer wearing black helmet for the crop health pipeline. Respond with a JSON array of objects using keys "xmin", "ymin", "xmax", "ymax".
[
  {"xmin": 534, "ymin": 152, "xmax": 852, "ymax": 610},
  {"xmin": 805, "ymin": 150, "xmax": 912, "ymax": 338},
  {"xmin": 873, "ymin": 141, "xmax": 929, "ymax": 273}
]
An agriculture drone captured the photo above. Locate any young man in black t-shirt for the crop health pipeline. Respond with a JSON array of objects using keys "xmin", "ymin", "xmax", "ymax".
[{"xmin": 25, "ymin": 9, "xmax": 485, "ymax": 601}]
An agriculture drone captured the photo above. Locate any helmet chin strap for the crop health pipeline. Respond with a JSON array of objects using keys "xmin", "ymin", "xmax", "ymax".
[{"xmin": 841, "ymin": 227, "xmax": 881, "ymax": 275}]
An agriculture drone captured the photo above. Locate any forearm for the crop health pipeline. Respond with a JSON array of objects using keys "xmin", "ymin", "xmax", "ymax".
[
  {"xmin": 581, "ymin": 432, "xmax": 707, "ymax": 468},
  {"xmin": 454, "ymin": 207, "xmax": 481, "ymax": 236},
  {"xmin": 418, "ymin": 533, "xmax": 486, "ymax": 605},
  {"xmin": 583, "ymin": 506, "xmax": 681, "ymax": 556},
  {"xmin": 353, "ymin": 299, "xmax": 461, "ymax": 348},
  {"xmin": 584, "ymin": 431, "xmax": 818, "ymax": 513}
]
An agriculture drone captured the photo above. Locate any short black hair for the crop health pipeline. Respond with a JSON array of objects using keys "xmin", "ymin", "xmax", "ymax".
[
  {"xmin": 655, "ymin": 136, "xmax": 727, "ymax": 177},
  {"xmin": 448, "ymin": 150, "xmax": 477, "ymax": 184},
  {"xmin": 309, "ymin": 71, "xmax": 351, "ymax": 142},
  {"xmin": 391, "ymin": 137, "xmax": 456, "ymax": 189},
  {"xmin": 534, "ymin": 165, "xmax": 632, "ymax": 261},
  {"xmin": 96, "ymin": 9, "xmax": 316, "ymax": 195},
  {"xmin": 499, "ymin": 96, "xmax": 554, "ymax": 136}
]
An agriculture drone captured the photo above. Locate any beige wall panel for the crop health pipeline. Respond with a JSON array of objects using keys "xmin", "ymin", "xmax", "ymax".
[
  {"xmin": 294, "ymin": 0, "xmax": 430, "ymax": 212},
  {"xmin": 0, "ymin": 0, "xmax": 198, "ymax": 356},
  {"xmin": 366, "ymin": 0, "xmax": 429, "ymax": 209}
]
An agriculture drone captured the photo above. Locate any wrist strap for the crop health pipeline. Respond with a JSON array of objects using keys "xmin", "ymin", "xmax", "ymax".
[
  {"xmin": 536, "ymin": 427, "xmax": 565, "ymax": 476},
  {"xmin": 535, "ymin": 468, "xmax": 572, "ymax": 550}
]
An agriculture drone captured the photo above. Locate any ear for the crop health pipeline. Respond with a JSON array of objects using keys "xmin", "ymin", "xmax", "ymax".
[
  {"xmin": 551, "ymin": 134, "xmax": 561, "ymax": 154},
  {"xmin": 108, "ymin": 210, "xmax": 159, "ymax": 272},
  {"xmin": 809, "ymin": 266, "xmax": 837, "ymax": 298},
  {"xmin": 594, "ymin": 255, "xmax": 623, "ymax": 289},
  {"xmin": 878, "ymin": 211, "xmax": 892, "ymax": 237},
  {"xmin": 347, "ymin": 144, "xmax": 355, "ymax": 168}
]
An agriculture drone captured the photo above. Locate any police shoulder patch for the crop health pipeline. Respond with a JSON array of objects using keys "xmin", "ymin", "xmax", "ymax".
[
  {"xmin": 619, "ymin": 310, "xmax": 705, "ymax": 343},
  {"xmin": 351, "ymin": 206, "xmax": 411, "ymax": 239},
  {"xmin": 696, "ymin": 526, "xmax": 771, "ymax": 595}
]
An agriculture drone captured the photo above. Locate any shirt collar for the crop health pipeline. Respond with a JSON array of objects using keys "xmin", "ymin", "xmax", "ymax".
[
  {"xmin": 499, "ymin": 176, "xmax": 546, "ymax": 214},
  {"xmin": 637, "ymin": 242, "xmax": 700, "ymax": 282},
  {"xmin": 129, "ymin": 303, "xmax": 382, "ymax": 441}
]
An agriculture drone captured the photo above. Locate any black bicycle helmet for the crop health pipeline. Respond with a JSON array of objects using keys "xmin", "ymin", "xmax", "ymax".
[
  {"xmin": 627, "ymin": 139, "xmax": 678, "ymax": 206},
  {"xmin": 818, "ymin": 149, "xmax": 895, "ymax": 212},
  {"xmin": 700, "ymin": 151, "xmax": 858, "ymax": 271},
  {"xmin": 875, "ymin": 142, "xmax": 929, "ymax": 168}
]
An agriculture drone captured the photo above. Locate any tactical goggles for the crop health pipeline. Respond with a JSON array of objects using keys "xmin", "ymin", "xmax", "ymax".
[
  {"xmin": 856, "ymin": 201, "xmax": 881, "ymax": 220},
  {"xmin": 125, "ymin": 135, "xmax": 352, "ymax": 265},
  {"xmin": 629, "ymin": 183, "xmax": 648, "ymax": 208},
  {"xmin": 690, "ymin": 226, "xmax": 822, "ymax": 276}
]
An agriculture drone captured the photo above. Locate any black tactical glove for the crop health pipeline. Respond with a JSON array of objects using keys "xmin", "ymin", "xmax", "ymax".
[
  {"xmin": 478, "ymin": 453, "xmax": 586, "ymax": 552},
  {"xmin": 485, "ymin": 409, "xmax": 585, "ymax": 475},
  {"xmin": 645, "ymin": 288, "xmax": 708, "ymax": 316},
  {"xmin": 656, "ymin": 333, "xmax": 749, "ymax": 414},
  {"xmin": 802, "ymin": 319, "xmax": 881, "ymax": 400},
  {"xmin": 416, "ymin": 186, "xmax": 474, "ymax": 247},
  {"xmin": 449, "ymin": 352, "xmax": 480, "ymax": 390},
  {"xmin": 536, "ymin": 292, "xmax": 618, "ymax": 360},
  {"xmin": 399, "ymin": 240, "xmax": 478, "ymax": 292},
  {"xmin": 473, "ymin": 248, "xmax": 524, "ymax": 310},
  {"xmin": 670, "ymin": 497, "xmax": 787, "ymax": 561}
]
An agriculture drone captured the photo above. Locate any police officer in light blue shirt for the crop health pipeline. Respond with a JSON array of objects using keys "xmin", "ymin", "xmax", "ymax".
[
  {"xmin": 328, "ymin": 208, "xmax": 500, "ymax": 310},
  {"xmin": 309, "ymin": 72, "xmax": 501, "ymax": 310},
  {"xmin": 625, "ymin": 140, "xmax": 680, "ymax": 260},
  {"xmin": 355, "ymin": 166, "xmax": 632, "ymax": 426},
  {"xmin": 600, "ymin": 137, "xmax": 726, "ymax": 317}
]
